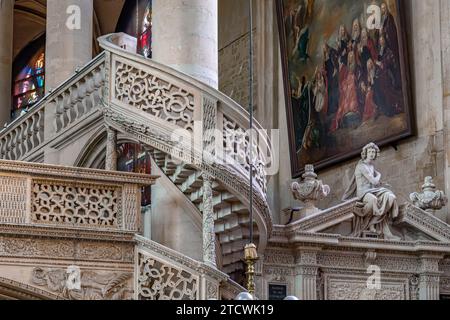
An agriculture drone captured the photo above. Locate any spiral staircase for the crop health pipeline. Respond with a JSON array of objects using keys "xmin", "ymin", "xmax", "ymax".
[{"xmin": 0, "ymin": 33, "xmax": 274, "ymax": 281}]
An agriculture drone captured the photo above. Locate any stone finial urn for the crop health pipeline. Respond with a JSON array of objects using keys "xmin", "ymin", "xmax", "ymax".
[
  {"xmin": 291, "ymin": 165, "xmax": 330, "ymax": 218},
  {"xmin": 410, "ymin": 177, "xmax": 448, "ymax": 213}
]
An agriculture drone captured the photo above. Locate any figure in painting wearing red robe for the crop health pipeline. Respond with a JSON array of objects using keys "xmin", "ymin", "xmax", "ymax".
[
  {"xmin": 361, "ymin": 59, "xmax": 378, "ymax": 122},
  {"xmin": 330, "ymin": 51, "xmax": 361, "ymax": 132}
]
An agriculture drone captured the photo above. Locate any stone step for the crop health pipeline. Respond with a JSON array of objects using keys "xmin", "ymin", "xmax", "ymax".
[{"xmin": 171, "ymin": 164, "xmax": 196, "ymax": 184}]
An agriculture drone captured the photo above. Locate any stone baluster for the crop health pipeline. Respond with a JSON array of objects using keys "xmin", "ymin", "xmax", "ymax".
[{"xmin": 105, "ymin": 127, "xmax": 117, "ymax": 171}]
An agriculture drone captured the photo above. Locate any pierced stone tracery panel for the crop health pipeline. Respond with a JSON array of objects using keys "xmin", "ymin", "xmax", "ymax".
[
  {"xmin": 137, "ymin": 252, "xmax": 198, "ymax": 300},
  {"xmin": 223, "ymin": 115, "xmax": 267, "ymax": 193},
  {"xmin": 31, "ymin": 180, "xmax": 120, "ymax": 228},
  {"xmin": 114, "ymin": 60, "xmax": 196, "ymax": 132}
]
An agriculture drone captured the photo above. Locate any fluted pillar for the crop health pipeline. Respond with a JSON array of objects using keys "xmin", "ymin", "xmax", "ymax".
[
  {"xmin": 152, "ymin": 0, "xmax": 218, "ymax": 89},
  {"xmin": 418, "ymin": 255, "xmax": 441, "ymax": 300},
  {"xmin": 45, "ymin": 0, "xmax": 93, "ymax": 92},
  {"xmin": 202, "ymin": 173, "xmax": 217, "ymax": 267},
  {"xmin": 0, "ymin": 0, "xmax": 14, "ymax": 126},
  {"xmin": 295, "ymin": 250, "xmax": 319, "ymax": 300},
  {"xmin": 105, "ymin": 127, "xmax": 117, "ymax": 171}
]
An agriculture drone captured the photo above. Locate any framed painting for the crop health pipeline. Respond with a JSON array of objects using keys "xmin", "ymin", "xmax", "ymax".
[{"xmin": 276, "ymin": 0, "xmax": 414, "ymax": 178}]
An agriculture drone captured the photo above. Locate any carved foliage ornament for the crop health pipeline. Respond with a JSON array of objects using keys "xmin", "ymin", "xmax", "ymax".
[{"xmin": 31, "ymin": 268, "xmax": 133, "ymax": 300}]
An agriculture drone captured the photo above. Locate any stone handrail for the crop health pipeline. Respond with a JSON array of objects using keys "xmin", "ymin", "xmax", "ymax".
[
  {"xmin": 99, "ymin": 34, "xmax": 273, "ymax": 247},
  {"xmin": 0, "ymin": 52, "xmax": 106, "ymax": 161},
  {"xmin": 135, "ymin": 235, "xmax": 228, "ymax": 300},
  {"xmin": 0, "ymin": 160, "xmax": 157, "ymax": 232},
  {"xmin": 98, "ymin": 33, "xmax": 273, "ymax": 198}
]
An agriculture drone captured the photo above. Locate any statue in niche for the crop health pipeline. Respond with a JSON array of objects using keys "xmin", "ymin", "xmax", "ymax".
[{"xmin": 342, "ymin": 143, "xmax": 400, "ymax": 240}]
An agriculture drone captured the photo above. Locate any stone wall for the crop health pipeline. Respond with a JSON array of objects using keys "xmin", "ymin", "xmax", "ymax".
[
  {"xmin": 218, "ymin": 0, "xmax": 257, "ymax": 110},
  {"xmin": 255, "ymin": 0, "xmax": 450, "ymax": 224}
]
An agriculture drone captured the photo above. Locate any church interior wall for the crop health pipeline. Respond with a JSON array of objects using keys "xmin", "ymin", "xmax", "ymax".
[{"xmin": 235, "ymin": 0, "xmax": 450, "ymax": 225}]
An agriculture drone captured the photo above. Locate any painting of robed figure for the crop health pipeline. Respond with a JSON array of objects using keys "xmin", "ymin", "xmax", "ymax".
[{"xmin": 276, "ymin": 0, "xmax": 414, "ymax": 178}]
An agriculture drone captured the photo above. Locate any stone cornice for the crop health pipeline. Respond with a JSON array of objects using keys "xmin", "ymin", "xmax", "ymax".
[
  {"xmin": 269, "ymin": 230, "xmax": 450, "ymax": 254},
  {"xmin": 397, "ymin": 203, "xmax": 450, "ymax": 242},
  {"xmin": 0, "ymin": 224, "xmax": 136, "ymax": 243},
  {"xmin": 0, "ymin": 159, "xmax": 158, "ymax": 186},
  {"xmin": 277, "ymin": 200, "xmax": 357, "ymax": 233}
]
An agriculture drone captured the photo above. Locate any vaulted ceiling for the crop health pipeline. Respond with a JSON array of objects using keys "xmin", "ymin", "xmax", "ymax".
[{"xmin": 13, "ymin": 0, "xmax": 126, "ymax": 58}]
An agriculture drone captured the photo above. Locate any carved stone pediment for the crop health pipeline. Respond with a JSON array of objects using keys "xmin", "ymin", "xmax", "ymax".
[{"xmin": 282, "ymin": 199, "xmax": 450, "ymax": 244}]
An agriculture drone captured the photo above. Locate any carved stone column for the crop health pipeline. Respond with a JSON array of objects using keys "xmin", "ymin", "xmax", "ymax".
[
  {"xmin": 45, "ymin": 0, "xmax": 93, "ymax": 92},
  {"xmin": 152, "ymin": 0, "xmax": 218, "ymax": 88},
  {"xmin": 105, "ymin": 127, "xmax": 117, "ymax": 171},
  {"xmin": 294, "ymin": 250, "xmax": 319, "ymax": 300},
  {"xmin": 202, "ymin": 173, "xmax": 216, "ymax": 267},
  {"xmin": 0, "ymin": 0, "xmax": 14, "ymax": 126},
  {"xmin": 418, "ymin": 255, "xmax": 441, "ymax": 300}
]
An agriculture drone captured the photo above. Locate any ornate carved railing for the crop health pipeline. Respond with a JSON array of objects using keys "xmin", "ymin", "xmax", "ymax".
[
  {"xmin": 0, "ymin": 103, "xmax": 44, "ymax": 161},
  {"xmin": 135, "ymin": 235, "xmax": 229, "ymax": 300},
  {"xmin": 0, "ymin": 160, "xmax": 156, "ymax": 232},
  {"xmin": 0, "ymin": 53, "xmax": 106, "ymax": 161},
  {"xmin": 99, "ymin": 34, "xmax": 273, "ymax": 256},
  {"xmin": 99, "ymin": 33, "xmax": 273, "ymax": 199}
]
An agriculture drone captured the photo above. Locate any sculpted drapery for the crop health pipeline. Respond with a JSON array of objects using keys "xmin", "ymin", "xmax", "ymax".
[{"xmin": 343, "ymin": 143, "xmax": 400, "ymax": 240}]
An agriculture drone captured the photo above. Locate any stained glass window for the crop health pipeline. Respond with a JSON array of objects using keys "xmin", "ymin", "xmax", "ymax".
[
  {"xmin": 117, "ymin": 143, "xmax": 152, "ymax": 206},
  {"xmin": 138, "ymin": 1, "xmax": 152, "ymax": 58},
  {"xmin": 12, "ymin": 46, "xmax": 45, "ymax": 119},
  {"xmin": 116, "ymin": 0, "xmax": 152, "ymax": 58}
]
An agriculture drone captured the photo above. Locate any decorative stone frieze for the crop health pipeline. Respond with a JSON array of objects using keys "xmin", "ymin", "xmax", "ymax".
[{"xmin": 31, "ymin": 267, "xmax": 133, "ymax": 300}]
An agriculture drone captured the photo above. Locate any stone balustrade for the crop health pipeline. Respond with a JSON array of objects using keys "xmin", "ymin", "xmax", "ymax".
[
  {"xmin": 53, "ymin": 54, "xmax": 105, "ymax": 134},
  {"xmin": 99, "ymin": 32, "xmax": 273, "ymax": 198},
  {"xmin": 0, "ymin": 104, "xmax": 44, "ymax": 161},
  {"xmin": 0, "ymin": 160, "xmax": 157, "ymax": 232},
  {"xmin": 0, "ymin": 53, "xmax": 106, "ymax": 162},
  {"xmin": 135, "ymin": 235, "xmax": 231, "ymax": 300}
]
